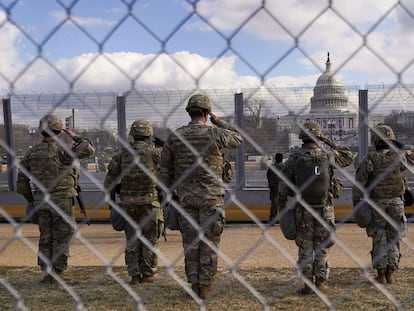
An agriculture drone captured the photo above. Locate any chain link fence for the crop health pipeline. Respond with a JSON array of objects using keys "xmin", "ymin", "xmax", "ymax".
[{"xmin": 1, "ymin": 1, "xmax": 414, "ymax": 310}]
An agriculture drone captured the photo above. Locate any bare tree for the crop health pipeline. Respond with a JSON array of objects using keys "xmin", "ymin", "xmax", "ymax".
[{"xmin": 244, "ymin": 99, "xmax": 266, "ymax": 129}]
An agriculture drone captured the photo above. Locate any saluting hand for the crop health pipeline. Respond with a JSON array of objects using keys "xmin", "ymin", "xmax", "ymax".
[{"xmin": 209, "ymin": 112, "xmax": 220, "ymax": 125}]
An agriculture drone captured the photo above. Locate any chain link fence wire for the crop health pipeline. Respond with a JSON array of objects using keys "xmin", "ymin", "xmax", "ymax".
[{"xmin": 1, "ymin": 1, "xmax": 414, "ymax": 310}]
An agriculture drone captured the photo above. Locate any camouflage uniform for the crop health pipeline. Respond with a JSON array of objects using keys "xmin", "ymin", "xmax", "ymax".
[
  {"xmin": 104, "ymin": 120, "xmax": 161, "ymax": 284},
  {"xmin": 16, "ymin": 114, "xmax": 95, "ymax": 280},
  {"xmin": 158, "ymin": 94, "xmax": 242, "ymax": 298},
  {"xmin": 353, "ymin": 124, "xmax": 414, "ymax": 284},
  {"xmin": 278, "ymin": 121, "xmax": 354, "ymax": 294},
  {"xmin": 266, "ymin": 153, "xmax": 285, "ymax": 224}
]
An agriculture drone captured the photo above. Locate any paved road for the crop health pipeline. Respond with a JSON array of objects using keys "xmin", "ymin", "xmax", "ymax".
[{"xmin": 1, "ymin": 223, "xmax": 414, "ymax": 270}]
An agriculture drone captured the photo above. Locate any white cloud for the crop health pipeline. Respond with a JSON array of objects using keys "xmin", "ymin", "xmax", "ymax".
[
  {"xmin": 0, "ymin": 11, "xmax": 22, "ymax": 74},
  {"xmin": 49, "ymin": 10, "xmax": 117, "ymax": 27},
  {"xmin": 3, "ymin": 50, "xmax": 259, "ymax": 92},
  {"xmin": 194, "ymin": 0, "xmax": 399, "ymax": 39},
  {"xmin": 192, "ymin": 0, "xmax": 414, "ymax": 84}
]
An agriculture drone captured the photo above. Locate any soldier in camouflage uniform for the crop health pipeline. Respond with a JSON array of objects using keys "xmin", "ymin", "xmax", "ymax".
[
  {"xmin": 266, "ymin": 153, "xmax": 285, "ymax": 225},
  {"xmin": 158, "ymin": 94, "xmax": 242, "ymax": 299},
  {"xmin": 104, "ymin": 120, "xmax": 162, "ymax": 285},
  {"xmin": 353, "ymin": 124, "xmax": 414, "ymax": 284},
  {"xmin": 16, "ymin": 114, "xmax": 95, "ymax": 283},
  {"xmin": 277, "ymin": 121, "xmax": 354, "ymax": 295}
]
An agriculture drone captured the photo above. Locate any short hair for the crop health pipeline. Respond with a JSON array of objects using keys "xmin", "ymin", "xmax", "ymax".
[
  {"xmin": 41, "ymin": 129, "xmax": 61, "ymax": 137},
  {"xmin": 188, "ymin": 108, "xmax": 208, "ymax": 118}
]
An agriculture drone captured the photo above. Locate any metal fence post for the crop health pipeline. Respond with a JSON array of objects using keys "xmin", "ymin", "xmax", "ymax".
[
  {"xmin": 358, "ymin": 89, "xmax": 369, "ymax": 166},
  {"xmin": 234, "ymin": 92, "xmax": 245, "ymax": 189},
  {"xmin": 116, "ymin": 95, "xmax": 127, "ymax": 150},
  {"xmin": 2, "ymin": 98, "xmax": 16, "ymax": 191}
]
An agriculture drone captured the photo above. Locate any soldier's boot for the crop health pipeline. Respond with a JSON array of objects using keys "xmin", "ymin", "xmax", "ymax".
[
  {"xmin": 140, "ymin": 275, "xmax": 158, "ymax": 283},
  {"xmin": 40, "ymin": 274, "xmax": 54, "ymax": 284},
  {"xmin": 300, "ymin": 283, "xmax": 312, "ymax": 295},
  {"xmin": 300, "ymin": 276, "xmax": 313, "ymax": 295},
  {"xmin": 376, "ymin": 268, "xmax": 387, "ymax": 284},
  {"xmin": 55, "ymin": 270, "xmax": 74, "ymax": 282},
  {"xmin": 315, "ymin": 277, "xmax": 329, "ymax": 293},
  {"xmin": 199, "ymin": 285, "xmax": 212, "ymax": 299},
  {"xmin": 191, "ymin": 284, "xmax": 200, "ymax": 297},
  {"xmin": 130, "ymin": 276, "xmax": 140, "ymax": 285},
  {"xmin": 386, "ymin": 267, "xmax": 396, "ymax": 284}
]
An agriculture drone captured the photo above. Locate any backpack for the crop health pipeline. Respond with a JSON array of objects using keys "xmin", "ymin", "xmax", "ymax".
[
  {"xmin": 120, "ymin": 142, "xmax": 158, "ymax": 204},
  {"xmin": 294, "ymin": 149, "xmax": 331, "ymax": 205}
]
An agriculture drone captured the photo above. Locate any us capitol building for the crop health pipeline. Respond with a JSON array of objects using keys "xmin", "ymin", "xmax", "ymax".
[{"xmin": 277, "ymin": 53, "xmax": 386, "ymax": 148}]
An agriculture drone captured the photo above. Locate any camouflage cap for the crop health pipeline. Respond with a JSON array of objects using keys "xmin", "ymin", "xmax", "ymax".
[
  {"xmin": 39, "ymin": 114, "xmax": 63, "ymax": 133},
  {"xmin": 299, "ymin": 121, "xmax": 322, "ymax": 141},
  {"xmin": 185, "ymin": 94, "xmax": 211, "ymax": 112},
  {"xmin": 129, "ymin": 120, "xmax": 153, "ymax": 137},
  {"xmin": 371, "ymin": 124, "xmax": 396, "ymax": 145}
]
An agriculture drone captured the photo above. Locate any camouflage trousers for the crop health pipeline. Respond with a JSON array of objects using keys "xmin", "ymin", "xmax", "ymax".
[
  {"xmin": 366, "ymin": 197, "xmax": 405, "ymax": 270},
  {"xmin": 36, "ymin": 197, "xmax": 75, "ymax": 272},
  {"xmin": 180, "ymin": 197, "xmax": 225, "ymax": 286},
  {"xmin": 124, "ymin": 204, "xmax": 160, "ymax": 278},
  {"xmin": 295, "ymin": 204, "xmax": 335, "ymax": 281}
]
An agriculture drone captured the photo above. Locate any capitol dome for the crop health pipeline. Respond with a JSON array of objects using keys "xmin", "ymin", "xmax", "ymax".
[{"xmin": 310, "ymin": 53, "xmax": 349, "ymax": 113}]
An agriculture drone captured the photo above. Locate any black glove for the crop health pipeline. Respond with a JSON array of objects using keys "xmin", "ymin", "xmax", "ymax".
[
  {"xmin": 114, "ymin": 183, "xmax": 122, "ymax": 194},
  {"xmin": 153, "ymin": 136, "xmax": 165, "ymax": 147}
]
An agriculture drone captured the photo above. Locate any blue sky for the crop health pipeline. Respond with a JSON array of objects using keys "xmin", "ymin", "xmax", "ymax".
[{"xmin": 1, "ymin": 0, "xmax": 414, "ymax": 94}]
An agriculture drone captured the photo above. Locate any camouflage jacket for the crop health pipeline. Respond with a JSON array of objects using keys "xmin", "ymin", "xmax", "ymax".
[
  {"xmin": 104, "ymin": 140, "xmax": 161, "ymax": 207},
  {"xmin": 278, "ymin": 144, "xmax": 354, "ymax": 209},
  {"xmin": 353, "ymin": 145, "xmax": 414, "ymax": 203},
  {"xmin": 16, "ymin": 135, "xmax": 95, "ymax": 202},
  {"xmin": 158, "ymin": 120, "xmax": 242, "ymax": 202}
]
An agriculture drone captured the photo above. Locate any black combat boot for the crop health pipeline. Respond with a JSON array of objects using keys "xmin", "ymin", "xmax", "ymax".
[
  {"xmin": 300, "ymin": 276, "xmax": 313, "ymax": 295},
  {"xmin": 130, "ymin": 276, "xmax": 140, "ymax": 285}
]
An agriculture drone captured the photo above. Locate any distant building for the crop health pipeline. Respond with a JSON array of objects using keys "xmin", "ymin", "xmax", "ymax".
[
  {"xmin": 397, "ymin": 111, "xmax": 414, "ymax": 128},
  {"xmin": 279, "ymin": 53, "xmax": 386, "ymax": 147}
]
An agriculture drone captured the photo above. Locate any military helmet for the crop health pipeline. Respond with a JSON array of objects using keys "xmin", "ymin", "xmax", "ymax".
[
  {"xmin": 371, "ymin": 124, "xmax": 396, "ymax": 145},
  {"xmin": 129, "ymin": 120, "xmax": 153, "ymax": 137},
  {"xmin": 185, "ymin": 94, "xmax": 211, "ymax": 112},
  {"xmin": 299, "ymin": 121, "xmax": 322, "ymax": 141},
  {"xmin": 39, "ymin": 114, "xmax": 63, "ymax": 134},
  {"xmin": 279, "ymin": 207, "xmax": 297, "ymax": 240},
  {"xmin": 353, "ymin": 200, "xmax": 372, "ymax": 228}
]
